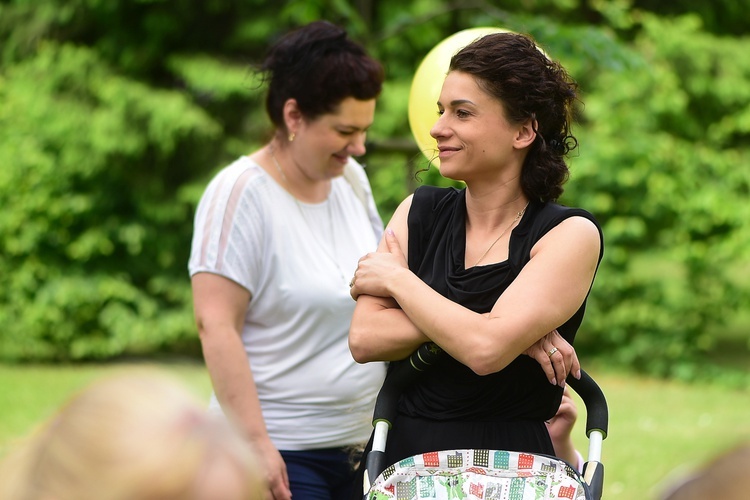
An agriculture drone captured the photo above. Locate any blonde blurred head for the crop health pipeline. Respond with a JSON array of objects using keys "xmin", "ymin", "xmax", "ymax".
[{"xmin": 0, "ymin": 370, "xmax": 265, "ymax": 500}]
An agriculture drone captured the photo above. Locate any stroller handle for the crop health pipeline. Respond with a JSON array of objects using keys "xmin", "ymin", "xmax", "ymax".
[
  {"xmin": 363, "ymin": 348, "xmax": 609, "ymax": 500},
  {"xmin": 567, "ymin": 369, "xmax": 609, "ymax": 439},
  {"xmin": 371, "ymin": 342, "xmax": 443, "ymax": 428},
  {"xmin": 372, "ymin": 347, "xmax": 609, "ymax": 438},
  {"xmin": 567, "ymin": 369, "xmax": 608, "ymax": 500},
  {"xmin": 363, "ymin": 342, "xmax": 443, "ymax": 496}
]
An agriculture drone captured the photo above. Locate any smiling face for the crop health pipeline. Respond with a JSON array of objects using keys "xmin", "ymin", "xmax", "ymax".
[
  {"xmin": 430, "ymin": 71, "xmax": 527, "ymax": 183},
  {"xmin": 289, "ymin": 96, "xmax": 376, "ymax": 181}
]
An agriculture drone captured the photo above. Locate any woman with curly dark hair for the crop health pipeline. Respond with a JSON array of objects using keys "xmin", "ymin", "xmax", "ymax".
[{"xmin": 348, "ymin": 31, "xmax": 603, "ymax": 494}]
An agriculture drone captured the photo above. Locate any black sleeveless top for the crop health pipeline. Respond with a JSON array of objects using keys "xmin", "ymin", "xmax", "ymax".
[
  {"xmin": 399, "ymin": 185, "xmax": 604, "ymax": 423},
  {"xmin": 351, "ymin": 186, "xmax": 604, "ymax": 498}
]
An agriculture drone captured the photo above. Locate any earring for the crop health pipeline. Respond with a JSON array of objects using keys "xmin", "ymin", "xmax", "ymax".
[{"xmin": 288, "ymin": 132, "xmax": 295, "ymax": 142}]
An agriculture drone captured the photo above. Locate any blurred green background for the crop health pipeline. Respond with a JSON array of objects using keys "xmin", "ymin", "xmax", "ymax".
[{"xmin": 1, "ymin": 1, "xmax": 748, "ymax": 498}]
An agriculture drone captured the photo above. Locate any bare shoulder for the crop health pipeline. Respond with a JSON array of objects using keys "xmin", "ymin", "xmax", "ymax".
[
  {"xmin": 395, "ymin": 194, "xmax": 415, "ymax": 217},
  {"xmin": 384, "ymin": 194, "xmax": 414, "ymax": 232},
  {"xmin": 559, "ymin": 215, "xmax": 601, "ymax": 241},
  {"xmin": 532, "ymin": 215, "xmax": 601, "ymax": 260},
  {"xmin": 379, "ymin": 194, "xmax": 414, "ymax": 254}
]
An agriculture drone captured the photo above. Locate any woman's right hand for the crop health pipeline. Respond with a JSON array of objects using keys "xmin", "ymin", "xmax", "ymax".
[{"xmin": 255, "ymin": 437, "xmax": 291, "ymax": 500}]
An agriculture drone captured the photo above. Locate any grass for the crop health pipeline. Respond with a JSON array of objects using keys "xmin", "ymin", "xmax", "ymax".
[
  {"xmin": 0, "ymin": 358, "xmax": 213, "ymax": 454},
  {"xmin": 1, "ymin": 360, "xmax": 748, "ymax": 499},
  {"xmin": 569, "ymin": 365, "xmax": 750, "ymax": 499}
]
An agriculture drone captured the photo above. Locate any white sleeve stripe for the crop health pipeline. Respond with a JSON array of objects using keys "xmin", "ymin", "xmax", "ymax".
[
  {"xmin": 215, "ymin": 168, "xmax": 255, "ymax": 271},
  {"xmin": 198, "ymin": 174, "xmax": 229, "ymax": 267}
]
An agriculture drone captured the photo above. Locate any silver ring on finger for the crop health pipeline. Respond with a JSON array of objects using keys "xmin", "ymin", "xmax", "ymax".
[{"xmin": 547, "ymin": 347, "xmax": 559, "ymax": 358}]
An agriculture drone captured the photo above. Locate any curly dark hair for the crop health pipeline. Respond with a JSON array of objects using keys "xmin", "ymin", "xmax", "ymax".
[
  {"xmin": 260, "ymin": 21, "xmax": 384, "ymax": 130},
  {"xmin": 449, "ymin": 32, "xmax": 579, "ymax": 202}
]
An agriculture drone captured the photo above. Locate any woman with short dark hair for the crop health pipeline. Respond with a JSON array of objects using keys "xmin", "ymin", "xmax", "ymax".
[{"xmin": 189, "ymin": 21, "xmax": 386, "ymax": 500}]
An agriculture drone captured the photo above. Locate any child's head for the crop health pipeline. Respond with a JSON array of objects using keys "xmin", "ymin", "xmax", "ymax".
[{"xmin": 0, "ymin": 370, "xmax": 265, "ymax": 499}]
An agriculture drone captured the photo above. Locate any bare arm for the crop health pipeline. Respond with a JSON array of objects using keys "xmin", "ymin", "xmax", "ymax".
[
  {"xmin": 349, "ymin": 195, "xmax": 430, "ymax": 362},
  {"xmin": 547, "ymin": 386, "xmax": 582, "ymax": 469},
  {"xmin": 191, "ymin": 272, "xmax": 291, "ymax": 500},
  {"xmin": 351, "ymin": 211, "xmax": 600, "ymax": 376}
]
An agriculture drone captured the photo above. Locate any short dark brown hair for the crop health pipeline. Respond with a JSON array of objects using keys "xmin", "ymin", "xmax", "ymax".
[{"xmin": 260, "ymin": 21, "xmax": 384, "ymax": 129}]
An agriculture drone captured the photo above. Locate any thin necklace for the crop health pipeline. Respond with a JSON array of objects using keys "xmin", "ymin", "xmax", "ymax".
[
  {"xmin": 269, "ymin": 145, "xmax": 348, "ymax": 284},
  {"xmin": 472, "ymin": 202, "xmax": 529, "ymax": 267}
]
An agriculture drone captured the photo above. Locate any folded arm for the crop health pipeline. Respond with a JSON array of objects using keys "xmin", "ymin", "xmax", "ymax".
[
  {"xmin": 349, "ymin": 196, "xmax": 430, "ymax": 361},
  {"xmin": 349, "ymin": 198, "xmax": 600, "ymax": 378}
]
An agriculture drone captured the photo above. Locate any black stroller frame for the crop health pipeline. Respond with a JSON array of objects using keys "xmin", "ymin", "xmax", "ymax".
[{"xmin": 362, "ymin": 343, "xmax": 609, "ymax": 500}]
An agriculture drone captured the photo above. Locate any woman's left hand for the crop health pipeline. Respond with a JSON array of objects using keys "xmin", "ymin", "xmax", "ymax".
[
  {"xmin": 350, "ymin": 228, "xmax": 408, "ymax": 299},
  {"xmin": 523, "ymin": 329, "xmax": 580, "ymax": 387}
]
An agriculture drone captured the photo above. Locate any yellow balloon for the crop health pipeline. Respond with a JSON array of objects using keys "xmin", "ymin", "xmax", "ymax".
[{"xmin": 408, "ymin": 27, "xmax": 509, "ymax": 165}]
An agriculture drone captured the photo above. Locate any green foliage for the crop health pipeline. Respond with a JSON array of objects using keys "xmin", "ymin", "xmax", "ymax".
[
  {"xmin": 0, "ymin": 41, "xmax": 220, "ymax": 360},
  {"xmin": 565, "ymin": 13, "xmax": 750, "ymax": 379},
  {"xmin": 0, "ymin": 0, "xmax": 748, "ymax": 377}
]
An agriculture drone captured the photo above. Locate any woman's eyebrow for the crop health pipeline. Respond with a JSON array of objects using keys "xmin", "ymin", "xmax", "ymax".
[{"xmin": 437, "ymin": 99, "xmax": 476, "ymax": 107}]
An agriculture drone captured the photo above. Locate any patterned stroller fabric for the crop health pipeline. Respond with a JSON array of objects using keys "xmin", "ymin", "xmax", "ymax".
[{"xmin": 366, "ymin": 449, "xmax": 587, "ymax": 500}]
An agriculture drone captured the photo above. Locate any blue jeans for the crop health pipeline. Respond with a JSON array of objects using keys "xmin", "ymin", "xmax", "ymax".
[{"xmin": 280, "ymin": 447, "xmax": 361, "ymax": 500}]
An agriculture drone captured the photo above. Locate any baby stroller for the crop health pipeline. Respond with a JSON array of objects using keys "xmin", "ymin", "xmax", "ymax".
[{"xmin": 362, "ymin": 343, "xmax": 608, "ymax": 500}]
